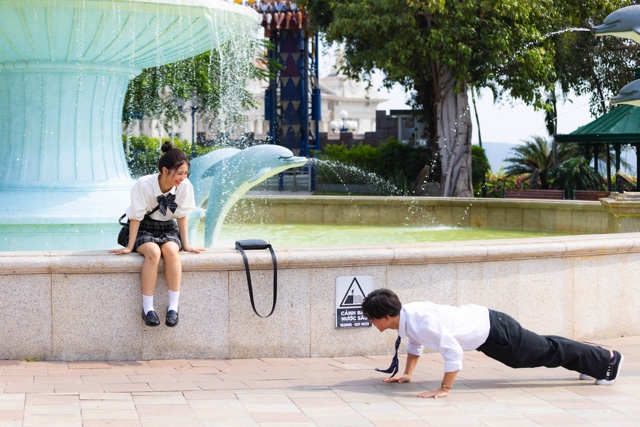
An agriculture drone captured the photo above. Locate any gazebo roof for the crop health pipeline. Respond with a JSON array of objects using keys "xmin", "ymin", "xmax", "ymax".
[{"xmin": 555, "ymin": 104, "xmax": 640, "ymax": 144}]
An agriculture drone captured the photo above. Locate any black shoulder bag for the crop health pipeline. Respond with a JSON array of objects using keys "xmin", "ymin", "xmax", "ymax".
[
  {"xmin": 117, "ymin": 205, "xmax": 161, "ymax": 247},
  {"xmin": 235, "ymin": 239, "xmax": 277, "ymax": 318}
]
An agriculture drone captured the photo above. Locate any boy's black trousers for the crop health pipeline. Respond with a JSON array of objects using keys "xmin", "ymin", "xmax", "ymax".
[{"xmin": 476, "ymin": 309, "xmax": 610, "ymax": 379}]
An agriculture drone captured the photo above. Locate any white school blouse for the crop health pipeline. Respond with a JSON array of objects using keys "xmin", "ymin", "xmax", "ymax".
[
  {"xmin": 398, "ymin": 301, "xmax": 491, "ymax": 373},
  {"xmin": 125, "ymin": 173, "xmax": 196, "ymax": 222}
]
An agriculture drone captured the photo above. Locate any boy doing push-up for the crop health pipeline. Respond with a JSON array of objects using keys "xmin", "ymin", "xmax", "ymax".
[{"xmin": 362, "ymin": 289, "xmax": 623, "ymax": 398}]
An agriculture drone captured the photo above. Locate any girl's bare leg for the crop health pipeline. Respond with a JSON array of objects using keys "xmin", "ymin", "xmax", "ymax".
[
  {"xmin": 161, "ymin": 242, "xmax": 182, "ymax": 292},
  {"xmin": 137, "ymin": 242, "xmax": 161, "ymax": 296}
]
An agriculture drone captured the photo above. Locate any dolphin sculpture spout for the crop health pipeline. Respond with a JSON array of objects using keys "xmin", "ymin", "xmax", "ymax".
[
  {"xmin": 188, "ymin": 144, "xmax": 307, "ymax": 247},
  {"xmin": 592, "ymin": 5, "xmax": 640, "ymax": 44},
  {"xmin": 610, "ymin": 79, "xmax": 640, "ymax": 106}
]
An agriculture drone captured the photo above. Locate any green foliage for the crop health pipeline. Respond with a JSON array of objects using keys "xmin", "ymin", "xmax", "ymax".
[
  {"xmin": 123, "ymin": 39, "xmax": 279, "ymax": 132},
  {"xmin": 314, "ymin": 139, "xmax": 432, "ymax": 195},
  {"xmin": 483, "ymin": 173, "xmax": 531, "ymax": 198},
  {"xmin": 551, "ymin": 1, "xmax": 638, "ymax": 118},
  {"xmin": 303, "ymin": 0, "xmax": 632, "ymax": 194},
  {"xmin": 320, "ymin": 143, "xmax": 378, "ymax": 171},
  {"xmin": 304, "ymin": 0, "xmax": 583, "ymax": 121},
  {"xmin": 122, "ymin": 135, "xmax": 217, "ymax": 177},
  {"xmin": 503, "ymin": 136, "xmax": 577, "ymax": 189},
  {"xmin": 375, "ymin": 138, "xmax": 431, "ymax": 186},
  {"xmin": 471, "ymin": 145, "xmax": 491, "ymax": 196},
  {"xmin": 550, "ymin": 157, "xmax": 606, "ymax": 197}
]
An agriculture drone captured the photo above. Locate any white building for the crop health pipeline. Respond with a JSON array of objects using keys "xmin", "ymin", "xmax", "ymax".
[{"xmin": 123, "ymin": 55, "xmax": 386, "ymax": 144}]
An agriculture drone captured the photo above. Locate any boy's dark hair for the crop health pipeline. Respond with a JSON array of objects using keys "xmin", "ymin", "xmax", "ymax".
[
  {"xmin": 361, "ymin": 288, "xmax": 402, "ymax": 319},
  {"xmin": 158, "ymin": 141, "xmax": 189, "ymax": 172}
]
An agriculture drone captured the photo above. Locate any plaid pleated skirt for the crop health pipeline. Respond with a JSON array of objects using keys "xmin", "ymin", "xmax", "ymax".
[{"xmin": 118, "ymin": 216, "xmax": 182, "ymax": 251}]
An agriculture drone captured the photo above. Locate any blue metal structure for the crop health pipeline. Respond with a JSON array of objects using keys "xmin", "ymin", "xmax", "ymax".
[{"xmin": 262, "ymin": 16, "xmax": 320, "ymax": 190}]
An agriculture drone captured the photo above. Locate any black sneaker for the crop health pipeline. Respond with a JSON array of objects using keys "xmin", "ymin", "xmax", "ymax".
[{"xmin": 595, "ymin": 350, "xmax": 624, "ymax": 385}]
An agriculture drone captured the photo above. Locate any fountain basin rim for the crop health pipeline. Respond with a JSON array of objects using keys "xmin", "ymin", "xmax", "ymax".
[
  {"xmin": 0, "ymin": 180, "xmax": 134, "ymax": 191},
  {"xmin": 0, "ymin": 62, "xmax": 141, "ymax": 76},
  {"xmin": 4, "ymin": 0, "xmax": 260, "ymax": 18},
  {"xmin": 242, "ymin": 194, "xmax": 606, "ymax": 210},
  {"xmin": 2, "ymin": 232, "xmax": 640, "ymax": 274}
]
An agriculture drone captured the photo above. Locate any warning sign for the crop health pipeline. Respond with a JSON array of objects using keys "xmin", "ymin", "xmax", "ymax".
[{"xmin": 335, "ymin": 276, "xmax": 373, "ymax": 328}]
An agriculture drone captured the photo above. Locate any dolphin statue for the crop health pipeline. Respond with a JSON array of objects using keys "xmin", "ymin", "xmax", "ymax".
[
  {"xmin": 592, "ymin": 5, "xmax": 640, "ymax": 44},
  {"xmin": 610, "ymin": 79, "xmax": 640, "ymax": 106},
  {"xmin": 189, "ymin": 144, "xmax": 307, "ymax": 247},
  {"xmin": 189, "ymin": 147, "xmax": 241, "ymax": 207}
]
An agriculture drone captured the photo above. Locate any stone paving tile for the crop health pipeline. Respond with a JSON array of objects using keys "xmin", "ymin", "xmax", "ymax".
[
  {"xmin": 25, "ymin": 394, "xmax": 78, "ymax": 405},
  {"xmin": 251, "ymin": 412, "xmax": 313, "ymax": 423},
  {"xmin": 80, "ymin": 399, "xmax": 136, "ymax": 410},
  {"xmin": 82, "ymin": 375, "xmax": 132, "ymax": 384},
  {"xmin": 183, "ymin": 390, "xmax": 238, "ymax": 400},
  {"xmin": 1, "ymin": 369, "xmax": 47, "ymax": 377},
  {"xmin": 83, "ymin": 421, "xmax": 142, "ymax": 427},
  {"xmin": 147, "ymin": 381, "xmax": 201, "ymax": 392},
  {"xmin": 68, "ymin": 362, "xmax": 111, "ymax": 370},
  {"xmin": 197, "ymin": 380, "xmax": 250, "ymax": 390},
  {"xmin": 54, "ymin": 383, "xmax": 104, "ymax": 393},
  {"xmin": 48, "ymin": 368, "xmax": 93, "ymax": 376},
  {"xmin": 81, "ymin": 409, "xmax": 139, "ymax": 420},
  {"xmin": 22, "ymin": 414, "xmax": 82, "ymax": 427},
  {"xmin": 0, "ymin": 336, "xmax": 637, "ymax": 426},
  {"xmin": 3, "ymin": 384, "xmax": 53, "ymax": 394},
  {"xmin": 33, "ymin": 375, "xmax": 84, "ymax": 385},
  {"xmin": 0, "ymin": 410, "xmax": 22, "ymax": 422},
  {"xmin": 80, "ymin": 392, "xmax": 133, "ymax": 401},
  {"xmin": 174, "ymin": 366, "xmax": 224, "ymax": 375},
  {"xmin": 101, "ymin": 383, "xmax": 152, "ymax": 393},
  {"xmin": 0, "ymin": 395, "xmax": 24, "ymax": 410},
  {"xmin": 242, "ymin": 380, "xmax": 293, "ymax": 389},
  {"xmin": 132, "ymin": 393, "xmax": 187, "ymax": 405}
]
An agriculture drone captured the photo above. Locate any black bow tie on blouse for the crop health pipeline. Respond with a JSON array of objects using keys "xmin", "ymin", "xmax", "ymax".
[{"xmin": 156, "ymin": 193, "xmax": 178, "ymax": 216}]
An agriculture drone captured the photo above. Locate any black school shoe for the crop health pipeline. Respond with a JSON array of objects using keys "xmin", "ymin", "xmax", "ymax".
[
  {"xmin": 166, "ymin": 310, "xmax": 179, "ymax": 327},
  {"xmin": 142, "ymin": 309, "xmax": 160, "ymax": 327},
  {"xmin": 595, "ymin": 350, "xmax": 624, "ymax": 385}
]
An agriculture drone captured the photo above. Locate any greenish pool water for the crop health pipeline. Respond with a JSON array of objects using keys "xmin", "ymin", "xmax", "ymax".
[
  {"xmin": 208, "ymin": 223, "xmax": 570, "ymax": 248},
  {"xmin": 0, "ymin": 222, "xmax": 572, "ymax": 251}
]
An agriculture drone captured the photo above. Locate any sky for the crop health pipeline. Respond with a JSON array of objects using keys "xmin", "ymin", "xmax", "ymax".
[
  {"xmin": 373, "ymin": 81, "xmax": 595, "ymax": 145},
  {"xmin": 318, "ymin": 42, "xmax": 596, "ymax": 145}
]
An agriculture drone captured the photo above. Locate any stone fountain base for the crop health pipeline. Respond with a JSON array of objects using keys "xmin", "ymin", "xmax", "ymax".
[{"xmin": 1, "ymin": 229, "xmax": 639, "ymax": 361}]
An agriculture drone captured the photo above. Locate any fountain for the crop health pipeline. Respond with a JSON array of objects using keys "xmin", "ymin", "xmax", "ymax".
[{"xmin": 0, "ymin": 0, "xmax": 259, "ymax": 250}]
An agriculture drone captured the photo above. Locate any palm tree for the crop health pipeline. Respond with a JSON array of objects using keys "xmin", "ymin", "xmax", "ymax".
[
  {"xmin": 550, "ymin": 157, "xmax": 605, "ymax": 197},
  {"xmin": 503, "ymin": 136, "xmax": 577, "ymax": 189}
]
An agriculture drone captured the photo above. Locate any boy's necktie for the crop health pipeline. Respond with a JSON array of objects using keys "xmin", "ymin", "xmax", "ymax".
[{"xmin": 375, "ymin": 336, "xmax": 401, "ymax": 378}]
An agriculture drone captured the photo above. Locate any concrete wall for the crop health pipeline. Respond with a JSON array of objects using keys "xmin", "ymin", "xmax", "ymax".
[
  {"xmin": 228, "ymin": 196, "xmax": 610, "ymax": 234},
  {"xmin": 1, "ymin": 231, "xmax": 638, "ymax": 361}
]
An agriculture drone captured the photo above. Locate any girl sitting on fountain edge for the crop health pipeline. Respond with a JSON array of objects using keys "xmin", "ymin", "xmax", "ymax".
[{"xmin": 111, "ymin": 141, "xmax": 205, "ymax": 328}]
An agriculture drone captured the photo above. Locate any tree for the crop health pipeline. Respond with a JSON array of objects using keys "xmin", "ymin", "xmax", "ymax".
[
  {"xmin": 503, "ymin": 136, "xmax": 577, "ymax": 189},
  {"xmin": 537, "ymin": 1, "xmax": 638, "ymax": 138},
  {"xmin": 123, "ymin": 39, "xmax": 277, "ymax": 135},
  {"xmin": 471, "ymin": 145, "xmax": 490, "ymax": 197},
  {"xmin": 550, "ymin": 157, "xmax": 605, "ymax": 197},
  {"xmin": 550, "ymin": 1, "xmax": 638, "ymax": 120},
  {"xmin": 305, "ymin": 0, "xmax": 562, "ymax": 196},
  {"xmin": 304, "ymin": 0, "xmax": 630, "ymax": 196}
]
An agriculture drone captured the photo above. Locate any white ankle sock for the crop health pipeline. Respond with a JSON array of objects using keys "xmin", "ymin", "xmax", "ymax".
[
  {"xmin": 168, "ymin": 290, "xmax": 180, "ymax": 312},
  {"xmin": 142, "ymin": 294, "xmax": 154, "ymax": 314}
]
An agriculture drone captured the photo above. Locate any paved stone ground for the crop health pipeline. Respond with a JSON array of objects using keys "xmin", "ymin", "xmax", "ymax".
[{"xmin": 0, "ymin": 336, "xmax": 638, "ymax": 426}]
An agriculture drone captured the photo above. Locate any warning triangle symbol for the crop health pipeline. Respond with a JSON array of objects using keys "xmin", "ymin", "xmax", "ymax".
[{"xmin": 339, "ymin": 277, "xmax": 367, "ymax": 308}]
